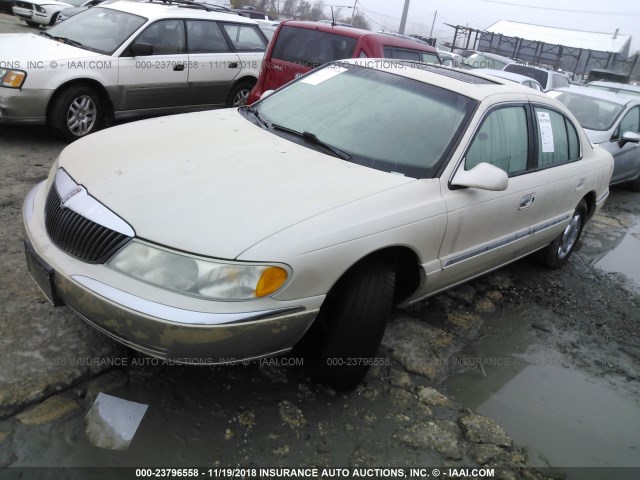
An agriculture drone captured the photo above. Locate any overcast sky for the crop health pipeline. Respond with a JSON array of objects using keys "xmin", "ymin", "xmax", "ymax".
[{"xmin": 341, "ymin": 0, "xmax": 640, "ymax": 54}]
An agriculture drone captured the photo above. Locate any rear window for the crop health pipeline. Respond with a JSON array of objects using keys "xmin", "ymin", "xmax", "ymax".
[
  {"xmin": 504, "ymin": 64, "xmax": 548, "ymax": 88},
  {"xmin": 271, "ymin": 26, "xmax": 358, "ymax": 68}
]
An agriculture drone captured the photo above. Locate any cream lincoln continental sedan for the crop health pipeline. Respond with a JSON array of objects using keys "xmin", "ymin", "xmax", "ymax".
[{"xmin": 23, "ymin": 60, "xmax": 614, "ymax": 389}]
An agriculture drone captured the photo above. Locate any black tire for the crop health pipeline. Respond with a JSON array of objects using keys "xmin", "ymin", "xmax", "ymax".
[
  {"xmin": 301, "ymin": 257, "xmax": 395, "ymax": 390},
  {"xmin": 49, "ymin": 85, "xmax": 102, "ymax": 141},
  {"xmin": 627, "ymin": 176, "xmax": 640, "ymax": 192},
  {"xmin": 537, "ymin": 199, "xmax": 587, "ymax": 269},
  {"xmin": 49, "ymin": 12, "xmax": 59, "ymax": 25},
  {"xmin": 226, "ymin": 81, "xmax": 253, "ymax": 107}
]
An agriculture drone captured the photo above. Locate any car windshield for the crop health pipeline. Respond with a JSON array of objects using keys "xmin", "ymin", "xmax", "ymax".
[
  {"xmin": 551, "ymin": 91, "xmax": 625, "ymax": 131},
  {"xmin": 271, "ymin": 26, "xmax": 358, "ymax": 68},
  {"xmin": 45, "ymin": 7, "xmax": 147, "ymax": 55},
  {"xmin": 253, "ymin": 63, "xmax": 477, "ymax": 178}
]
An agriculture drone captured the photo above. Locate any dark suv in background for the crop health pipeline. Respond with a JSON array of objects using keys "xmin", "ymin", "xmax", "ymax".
[{"xmin": 247, "ymin": 21, "xmax": 441, "ymax": 104}]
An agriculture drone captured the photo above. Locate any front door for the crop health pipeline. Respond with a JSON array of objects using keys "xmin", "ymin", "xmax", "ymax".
[{"xmin": 117, "ymin": 19, "xmax": 190, "ymax": 112}]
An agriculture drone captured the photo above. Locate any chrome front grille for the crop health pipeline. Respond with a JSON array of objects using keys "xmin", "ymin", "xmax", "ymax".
[{"xmin": 44, "ymin": 170, "xmax": 133, "ymax": 264}]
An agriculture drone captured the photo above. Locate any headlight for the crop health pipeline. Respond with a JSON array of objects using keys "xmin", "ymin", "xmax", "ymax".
[
  {"xmin": 0, "ymin": 69, "xmax": 27, "ymax": 89},
  {"xmin": 107, "ymin": 241, "xmax": 289, "ymax": 301},
  {"xmin": 35, "ymin": 5, "xmax": 46, "ymax": 12}
]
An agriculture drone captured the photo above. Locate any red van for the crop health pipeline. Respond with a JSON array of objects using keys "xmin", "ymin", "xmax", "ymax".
[{"xmin": 247, "ymin": 21, "xmax": 441, "ymax": 104}]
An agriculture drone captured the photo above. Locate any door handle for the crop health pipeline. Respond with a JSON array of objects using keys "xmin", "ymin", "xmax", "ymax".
[
  {"xmin": 228, "ymin": 62, "xmax": 238, "ymax": 69},
  {"xmin": 173, "ymin": 63, "xmax": 185, "ymax": 72},
  {"xmin": 519, "ymin": 194, "xmax": 535, "ymax": 210}
]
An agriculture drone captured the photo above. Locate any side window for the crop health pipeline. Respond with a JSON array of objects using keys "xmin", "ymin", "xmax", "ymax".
[
  {"xmin": 535, "ymin": 107, "xmax": 579, "ymax": 167},
  {"xmin": 186, "ymin": 20, "xmax": 229, "ymax": 53},
  {"xmin": 383, "ymin": 46, "xmax": 421, "ymax": 61},
  {"xmin": 615, "ymin": 106, "xmax": 640, "ymax": 138},
  {"xmin": 222, "ymin": 23, "xmax": 267, "ymax": 51},
  {"xmin": 420, "ymin": 52, "xmax": 440, "ymax": 64},
  {"xmin": 552, "ymin": 73, "xmax": 570, "ymax": 89},
  {"xmin": 135, "ymin": 20, "xmax": 185, "ymax": 55},
  {"xmin": 465, "ymin": 106, "xmax": 529, "ymax": 174}
]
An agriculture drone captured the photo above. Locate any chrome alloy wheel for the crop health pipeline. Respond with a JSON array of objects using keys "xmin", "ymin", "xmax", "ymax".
[
  {"xmin": 557, "ymin": 211, "xmax": 583, "ymax": 259},
  {"xmin": 67, "ymin": 95, "xmax": 97, "ymax": 137}
]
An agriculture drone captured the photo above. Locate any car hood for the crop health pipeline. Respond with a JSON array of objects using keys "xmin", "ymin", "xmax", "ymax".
[
  {"xmin": 0, "ymin": 34, "xmax": 101, "ymax": 63},
  {"xmin": 583, "ymin": 129, "xmax": 612, "ymax": 145},
  {"xmin": 58, "ymin": 110, "xmax": 414, "ymax": 260}
]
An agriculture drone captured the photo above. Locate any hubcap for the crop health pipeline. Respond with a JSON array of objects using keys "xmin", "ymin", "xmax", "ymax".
[
  {"xmin": 233, "ymin": 89, "xmax": 249, "ymax": 107},
  {"xmin": 67, "ymin": 95, "xmax": 97, "ymax": 136},
  {"xmin": 557, "ymin": 212, "xmax": 582, "ymax": 259}
]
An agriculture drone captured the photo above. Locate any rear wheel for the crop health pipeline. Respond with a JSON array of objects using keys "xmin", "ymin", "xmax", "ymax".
[
  {"xmin": 49, "ymin": 85, "xmax": 102, "ymax": 141},
  {"xmin": 227, "ymin": 81, "xmax": 253, "ymax": 107},
  {"xmin": 301, "ymin": 257, "xmax": 395, "ymax": 390},
  {"xmin": 537, "ymin": 200, "xmax": 587, "ymax": 269}
]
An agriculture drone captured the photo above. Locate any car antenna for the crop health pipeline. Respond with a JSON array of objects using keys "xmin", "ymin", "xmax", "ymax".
[{"xmin": 330, "ymin": 6, "xmax": 336, "ymax": 26}]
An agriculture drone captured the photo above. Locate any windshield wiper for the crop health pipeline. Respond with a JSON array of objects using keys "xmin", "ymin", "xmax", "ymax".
[
  {"xmin": 53, "ymin": 36, "xmax": 84, "ymax": 48},
  {"xmin": 39, "ymin": 31, "xmax": 55, "ymax": 40},
  {"xmin": 241, "ymin": 105, "xmax": 269, "ymax": 129},
  {"xmin": 271, "ymin": 124, "xmax": 351, "ymax": 160}
]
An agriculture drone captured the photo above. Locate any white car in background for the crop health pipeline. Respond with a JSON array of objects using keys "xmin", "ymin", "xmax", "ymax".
[
  {"xmin": 12, "ymin": 0, "xmax": 80, "ymax": 26},
  {"xmin": 474, "ymin": 68, "xmax": 543, "ymax": 91},
  {"xmin": 23, "ymin": 60, "xmax": 613, "ymax": 389},
  {"xmin": 0, "ymin": 0, "xmax": 267, "ymax": 140}
]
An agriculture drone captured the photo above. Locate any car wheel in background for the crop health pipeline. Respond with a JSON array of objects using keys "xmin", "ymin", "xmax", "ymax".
[
  {"xmin": 49, "ymin": 12, "xmax": 59, "ymax": 25},
  {"xmin": 627, "ymin": 176, "xmax": 640, "ymax": 192},
  {"xmin": 301, "ymin": 256, "xmax": 396, "ymax": 390},
  {"xmin": 227, "ymin": 81, "xmax": 253, "ymax": 107},
  {"xmin": 537, "ymin": 199, "xmax": 587, "ymax": 269},
  {"xmin": 50, "ymin": 85, "xmax": 102, "ymax": 141}
]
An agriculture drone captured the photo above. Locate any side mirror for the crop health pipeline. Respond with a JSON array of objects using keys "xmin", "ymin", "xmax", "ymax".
[
  {"xmin": 130, "ymin": 42, "xmax": 153, "ymax": 56},
  {"xmin": 619, "ymin": 131, "xmax": 640, "ymax": 148},
  {"xmin": 261, "ymin": 89, "xmax": 275, "ymax": 99},
  {"xmin": 451, "ymin": 162, "xmax": 508, "ymax": 191}
]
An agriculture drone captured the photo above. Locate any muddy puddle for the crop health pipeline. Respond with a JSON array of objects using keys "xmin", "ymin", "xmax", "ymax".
[
  {"xmin": 444, "ymin": 302, "xmax": 640, "ymax": 477},
  {"xmin": 579, "ymin": 213, "xmax": 640, "ymax": 292}
]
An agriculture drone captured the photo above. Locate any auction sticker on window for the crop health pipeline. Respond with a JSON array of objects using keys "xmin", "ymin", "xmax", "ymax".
[
  {"xmin": 300, "ymin": 66, "xmax": 347, "ymax": 86},
  {"xmin": 536, "ymin": 111, "xmax": 555, "ymax": 153}
]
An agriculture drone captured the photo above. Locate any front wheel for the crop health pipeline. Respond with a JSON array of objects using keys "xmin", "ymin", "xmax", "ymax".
[
  {"xmin": 25, "ymin": 21, "xmax": 41, "ymax": 27},
  {"xmin": 49, "ymin": 85, "xmax": 102, "ymax": 141},
  {"xmin": 537, "ymin": 200, "xmax": 587, "ymax": 269},
  {"xmin": 301, "ymin": 257, "xmax": 396, "ymax": 390},
  {"xmin": 226, "ymin": 81, "xmax": 253, "ymax": 107}
]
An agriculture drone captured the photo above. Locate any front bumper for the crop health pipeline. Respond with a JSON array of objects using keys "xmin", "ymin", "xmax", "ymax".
[
  {"xmin": 12, "ymin": 6, "xmax": 52, "ymax": 25},
  {"xmin": 23, "ymin": 181, "xmax": 320, "ymax": 363},
  {"xmin": 0, "ymin": 87, "xmax": 51, "ymax": 125}
]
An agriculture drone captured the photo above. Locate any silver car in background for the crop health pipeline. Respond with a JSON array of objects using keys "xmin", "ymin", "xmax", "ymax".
[{"xmin": 549, "ymin": 86, "xmax": 640, "ymax": 190}]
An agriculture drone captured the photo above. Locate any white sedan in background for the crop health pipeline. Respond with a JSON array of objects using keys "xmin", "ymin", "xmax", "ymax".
[
  {"xmin": 13, "ymin": 0, "xmax": 81, "ymax": 26},
  {"xmin": 23, "ymin": 60, "xmax": 613, "ymax": 389},
  {"xmin": 549, "ymin": 86, "xmax": 640, "ymax": 191},
  {"xmin": 474, "ymin": 68, "xmax": 543, "ymax": 91}
]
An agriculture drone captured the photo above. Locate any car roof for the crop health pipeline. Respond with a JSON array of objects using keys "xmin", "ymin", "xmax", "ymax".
[
  {"xmin": 473, "ymin": 68, "xmax": 542, "ymax": 86},
  {"xmin": 101, "ymin": 0, "xmax": 257, "ymax": 22},
  {"xmin": 550, "ymin": 86, "xmax": 640, "ymax": 106},
  {"xmin": 340, "ymin": 59, "xmax": 550, "ymax": 102},
  {"xmin": 587, "ymin": 81, "xmax": 640, "ymax": 92},
  {"xmin": 278, "ymin": 20, "xmax": 438, "ymax": 52}
]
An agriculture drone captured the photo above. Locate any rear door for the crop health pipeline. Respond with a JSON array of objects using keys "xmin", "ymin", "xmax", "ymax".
[
  {"xmin": 185, "ymin": 19, "xmax": 240, "ymax": 106},
  {"xmin": 219, "ymin": 22, "xmax": 267, "ymax": 84}
]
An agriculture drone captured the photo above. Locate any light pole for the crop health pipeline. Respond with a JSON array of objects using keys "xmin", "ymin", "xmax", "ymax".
[
  {"xmin": 350, "ymin": 0, "xmax": 359, "ymax": 25},
  {"xmin": 398, "ymin": 0, "xmax": 410, "ymax": 34}
]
